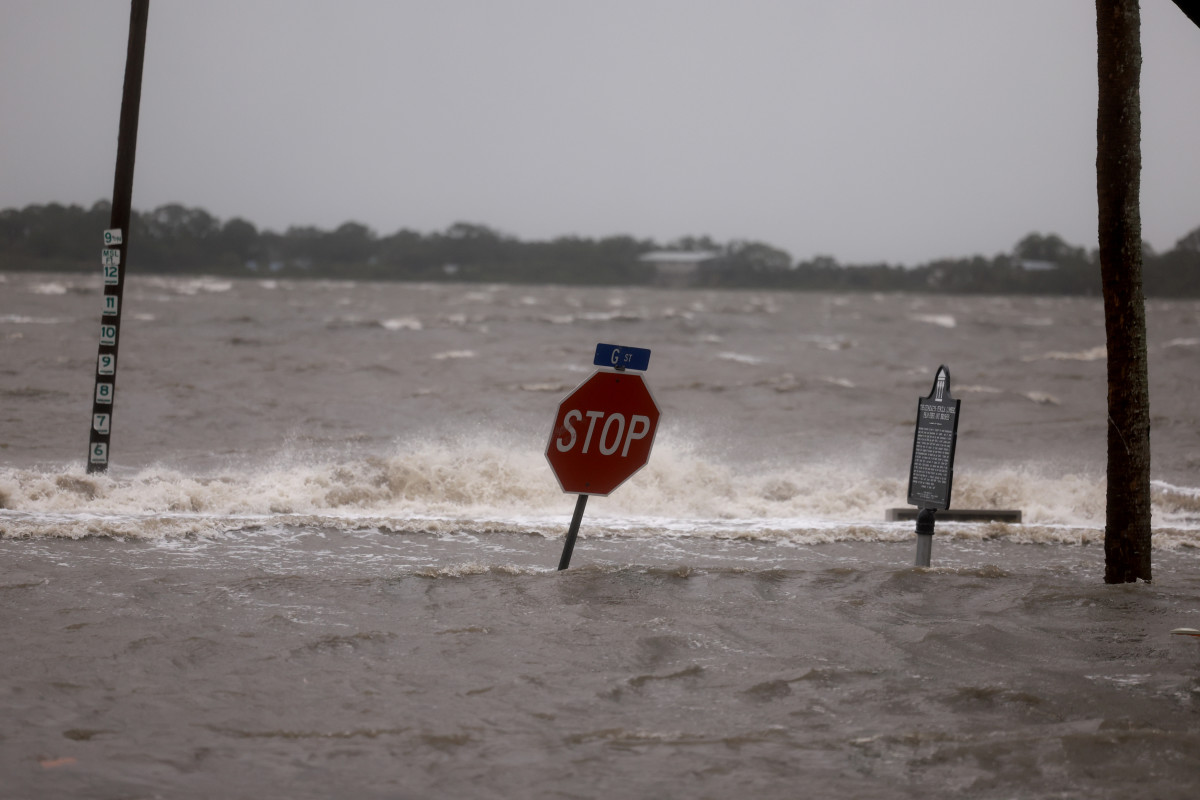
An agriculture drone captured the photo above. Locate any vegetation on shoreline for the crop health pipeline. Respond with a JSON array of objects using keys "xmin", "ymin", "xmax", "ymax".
[{"xmin": 4, "ymin": 200, "xmax": 1199, "ymax": 296}]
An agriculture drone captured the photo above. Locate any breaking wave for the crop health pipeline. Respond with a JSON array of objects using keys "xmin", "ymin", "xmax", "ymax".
[{"xmin": 1, "ymin": 435, "xmax": 1196, "ymax": 546}]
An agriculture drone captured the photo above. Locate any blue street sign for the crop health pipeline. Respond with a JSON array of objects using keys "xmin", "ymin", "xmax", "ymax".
[{"xmin": 594, "ymin": 343, "xmax": 651, "ymax": 372}]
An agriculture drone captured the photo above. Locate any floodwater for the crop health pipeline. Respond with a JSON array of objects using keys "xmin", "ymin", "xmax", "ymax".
[{"xmin": 2, "ymin": 271, "xmax": 1199, "ymax": 798}]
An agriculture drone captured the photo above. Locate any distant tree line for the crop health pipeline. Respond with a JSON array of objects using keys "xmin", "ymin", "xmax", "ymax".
[{"xmin": 3, "ymin": 200, "xmax": 1199, "ymax": 296}]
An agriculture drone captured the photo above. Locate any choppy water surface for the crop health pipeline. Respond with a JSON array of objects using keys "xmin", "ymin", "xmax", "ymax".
[{"xmin": 2, "ymin": 272, "xmax": 1199, "ymax": 797}]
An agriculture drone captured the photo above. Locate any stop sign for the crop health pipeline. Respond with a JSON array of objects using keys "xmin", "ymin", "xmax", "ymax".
[{"xmin": 545, "ymin": 370, "xmax": 661, "ymax": 495}]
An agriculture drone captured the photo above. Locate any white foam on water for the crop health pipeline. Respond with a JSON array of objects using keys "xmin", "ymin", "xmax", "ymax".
[
  {"xmin": 910, "ymin": 314, "xmax": 956, "ymax": 328},
  {"xmin": 578, "ymin": 310, "xmax": 648, "ymax": 322},
  {"xmin": 382, "ymin": 316, "xmax": 423, "ymax": 331},
  {"xmin": 1021, "ymin": 391, "xmax": 1061, "ymax": 405},
  {"xmin": 1, "ymin": 314, "xmax": 63, "ymax": 324},
  {"xmin": 518, "ymin": 383, "xmax": 569, "ymax": 393},
  {"xmin": 716, "ymin": 352, "xmax": 766, "ymax": 365},
  {"xmin": 538, "ymin": 314, "xmax": 576, "ymax": 325},
  {"xmin": 141, "ymin": 276, "xmax": 234, "ymax": 295},
  {"xmin": 2, "ymin": 434, "xmax": 1194, "ymax": 546},
  {"xmin": 1022, "ymin": 346, "xmax": 1107, "ymax": 362}
]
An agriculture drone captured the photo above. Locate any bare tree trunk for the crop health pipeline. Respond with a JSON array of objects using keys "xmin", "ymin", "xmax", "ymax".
[{"xmin": 1096, "ymin": 0, "xmax": 1151, "ymax": 583}]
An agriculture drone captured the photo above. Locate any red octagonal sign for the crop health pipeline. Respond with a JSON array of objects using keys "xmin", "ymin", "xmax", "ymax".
[{"xmin": 545, "ymin": 370, "xmax": 661, "ymax": 496}]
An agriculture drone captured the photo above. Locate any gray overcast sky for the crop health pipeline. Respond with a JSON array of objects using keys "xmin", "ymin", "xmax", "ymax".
[{"xmin": 3, "ymin": 1, "xmax": 1198, "ymax": 266}]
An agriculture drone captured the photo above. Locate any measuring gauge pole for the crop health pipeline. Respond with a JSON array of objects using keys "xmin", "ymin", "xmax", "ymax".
[{"xmin": 87, "ymin": 0, "xmax": 149, "ymax": 473}]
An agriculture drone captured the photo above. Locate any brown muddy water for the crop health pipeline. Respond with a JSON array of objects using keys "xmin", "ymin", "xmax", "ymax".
[{"xmin": 2, "ymin": 272, "xmax": 1199, "ymax": 797}]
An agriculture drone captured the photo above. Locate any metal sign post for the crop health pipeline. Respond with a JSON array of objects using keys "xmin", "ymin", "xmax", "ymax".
[
  {"xmin": 905, "ymin": 365, "xmax": 961, "ymax": 567},
  {"xmin": 87, "ymin": 0, "xmax": 149, "ymax": 473},
  {"xmin": 556, "ymin": 494, "xmax": 590, "ymax": 571}
]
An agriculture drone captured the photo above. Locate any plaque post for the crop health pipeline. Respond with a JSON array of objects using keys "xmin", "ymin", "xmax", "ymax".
[
  {"xmin": 905, "ymin": 366, "xmax": 961, "ymax": 567},
  {"xmin": 915, "ymin": 508, "xmax": 936, "ymax": 567}
]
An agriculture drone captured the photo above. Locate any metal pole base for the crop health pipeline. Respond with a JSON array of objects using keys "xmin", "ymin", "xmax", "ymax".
[
  {"xmin": 915, "ymin": 533, "xmax": 934, "ymax": 567},
  {"xmin": 914, "ymin": 508, "xmax": 936, "ymax": 567},
  {"xmin": 558, "ymin": 494, "xmax": 589, "ymax": 570}
]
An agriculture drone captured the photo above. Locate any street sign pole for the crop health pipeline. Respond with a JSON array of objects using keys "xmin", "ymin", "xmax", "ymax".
[
  {"xmin": 557, "ymin": 494, "xmax": 589, "ymax": 571},
  {"xmin": 87, "ymin": 0, "xmax": 149, "ymax": 473}
]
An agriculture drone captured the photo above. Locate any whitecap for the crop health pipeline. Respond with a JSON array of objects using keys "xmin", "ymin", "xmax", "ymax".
[
  {"xmin": 910, "ymin": 314, "xmax": 956, "ymax": 328},
  {"xmin": 579, "ymin": 310, "xmax": 646, "ymax": 322},
  {"xmin": 0, "ymin": 315, "xmax": 62, "ymax": 324},
  {"xmin": 1022, "ymin": 391, "xmax": 1060, "ymax": 405},
  {"xmin": 538, "ymin": 314, "xmax": 576, "ymax": 325},
  {"xmin": 29, "ymin": 282, "xmax": 68, "ymax": 295},
  {"xmin": 716, "ymin": 352, "xmax": 766, "ymax": 366},
  {"xmin": 432, "ymin": 350, "xmax": 477, "ymax": 360},
  {"xmin": 1022, "ymin": 346, "xmax": 1106, "ymax": 362},
  {"xmin": 382, "ymin": 317, "xmax": 423, "ymax": 331},
  {"xmin": 3, "ymin": 453, "xmax": 1196, "ymax": 543},
  {"xmin": 176, "ymin": 278, "xmax": 234, "ymax": 295},
  {"xmin": 519, "ymin": 383, "xmax": 567, "ymax": 393},
  {"xmin": 413, "ymin": 563, "xmax": 539, "ymax": 578}
]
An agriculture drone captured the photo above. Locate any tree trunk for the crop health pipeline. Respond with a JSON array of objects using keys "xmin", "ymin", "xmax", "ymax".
[{"xmin": 1096, "ymin": 0, "xmax": 1151, "ymax": 583}]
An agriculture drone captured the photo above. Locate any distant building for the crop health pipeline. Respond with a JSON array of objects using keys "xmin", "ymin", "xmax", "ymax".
[
  {"xmin": 638, "ymin": 250, "xmax": 720, "ymax": 286},
  {"xmin": 1017, "ymin": 259, "xmax": 1059, "ymax": 271}
]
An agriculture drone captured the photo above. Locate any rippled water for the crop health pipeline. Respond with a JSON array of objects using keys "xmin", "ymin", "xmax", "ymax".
[{"xmin": 2, "ymin": 272, "xmax": 1199, "ymax": 797}]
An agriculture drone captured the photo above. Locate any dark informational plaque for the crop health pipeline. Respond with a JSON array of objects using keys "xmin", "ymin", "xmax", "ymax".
[{"xmin": 906, "ymin": 365, "xmax": 961, "ymax": 510}]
